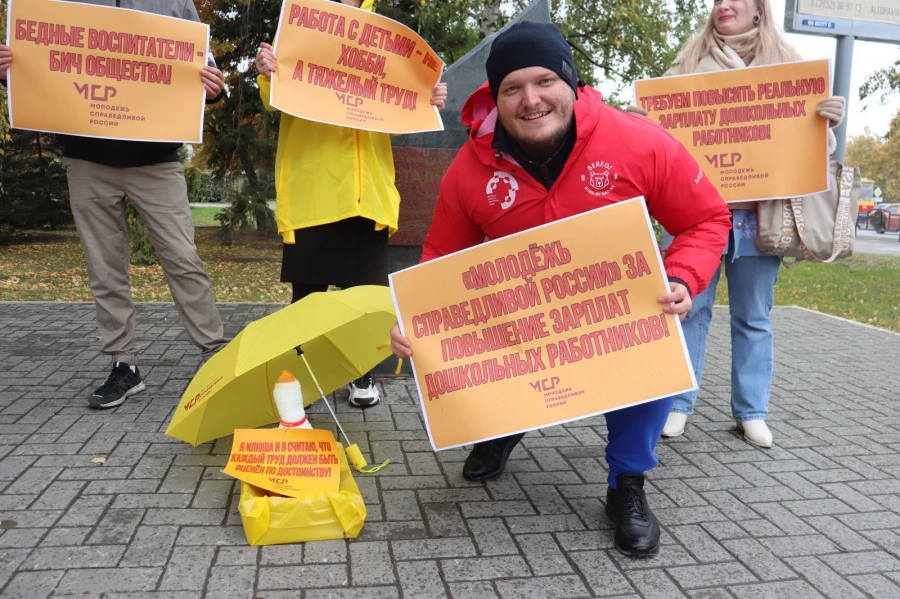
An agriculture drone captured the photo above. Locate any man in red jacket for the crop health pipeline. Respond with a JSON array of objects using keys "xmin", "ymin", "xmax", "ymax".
[{"xmin": 391, "ymin": 22, "xmax": 731, "ymax": 556}]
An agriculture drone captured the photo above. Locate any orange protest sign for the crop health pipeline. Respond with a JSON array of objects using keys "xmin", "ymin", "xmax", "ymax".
[
  {"xmin": 634, "ymin": 60, "xmax": 830, "ymax": 203},
  {"xmin": 390, "ymin": 198, "xmax": 696, "ymax": 451},
  {"xmin": 7, "ymin": 0, "xmax": 208, "ymax": 143},
  {"xmin": 270, "ymin": 0, "xmax": 444, "ymax": 134},
  {"xmin": 224, "ymin": 428, "xmax": 341, "ymax": 498}
]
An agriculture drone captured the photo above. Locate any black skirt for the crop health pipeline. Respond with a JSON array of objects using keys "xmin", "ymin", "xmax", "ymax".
[{"xmin": 280, "ymin": 217, "xmax": 389, "ymax": 287}]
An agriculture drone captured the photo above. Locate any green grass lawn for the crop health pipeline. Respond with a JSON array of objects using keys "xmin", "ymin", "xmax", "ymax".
[
  {"xmin": 189, "ymin": 205, "xmax": 225, "ymax": 227},
  {"xmin": 714, "ymin": 253, "xmax": 900, "ymax": 332},
  {"xmin": 2, "ymin": 228, "xmax": 899, "ymax": 332},
  {"xmin": 189, "ymin": 202, "xmax": 276, "ymax": 228}
]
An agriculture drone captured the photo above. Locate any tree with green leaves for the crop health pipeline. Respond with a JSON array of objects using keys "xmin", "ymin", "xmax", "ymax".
[
  {"xmin": 376, "ymin": 0, "xmax": 481, "ymax": 63},
  {"xmin": 0, "ymin": 128, "xmax": 72, "ymax": 235},
  {"xmin": 861, "ymin": 63, "xmax": 900, "ymax": 137},
  {"xmin": 0, "ymin": 2, "xmax": 9, "ymax": 151},
  {"xmin": 846, "ymin": 127, "xmax": 900, "ymax": 203},
  {"xmin": 380, "ymin": 0, "xmax": 706, "ymax": 97},
  {"xmin": 546, "ymin": 0, "xmax": 706, "ymax": 102},
  {"xmin": 189, "ymin": 0, "xmax": 281, "ymax": 237}
]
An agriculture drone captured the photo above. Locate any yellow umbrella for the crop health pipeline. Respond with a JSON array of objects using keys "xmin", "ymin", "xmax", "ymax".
[{"xmin": 165, "ymin": 286, "xmax": 396, "ymax": 456}]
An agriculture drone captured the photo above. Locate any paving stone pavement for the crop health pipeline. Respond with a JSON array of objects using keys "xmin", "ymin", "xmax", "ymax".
[{"xmin": 0, "ymin": 302, "xmax": 899, "ymax": 599}]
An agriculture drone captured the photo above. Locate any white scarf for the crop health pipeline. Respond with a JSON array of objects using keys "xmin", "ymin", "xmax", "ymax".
[{"xmin": 710, "ymin": 29, "xmax": 760, "ymax": 70}]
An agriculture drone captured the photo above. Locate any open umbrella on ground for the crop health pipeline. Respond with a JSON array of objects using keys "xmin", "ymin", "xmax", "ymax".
[{"xmin": 165, "ymin": 286, "xmax": 396, "ymax": 468}]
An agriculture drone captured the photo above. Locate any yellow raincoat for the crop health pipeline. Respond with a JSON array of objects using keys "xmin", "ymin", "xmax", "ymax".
[{"xmin": 258, "ymin": 0, "xmax": 400, "ymax": 244}]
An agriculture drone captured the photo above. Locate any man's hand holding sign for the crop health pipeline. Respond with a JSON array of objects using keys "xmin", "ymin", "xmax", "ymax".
[{"xmin": 200, "ymin": 63, "xmax": 226, "ymax": 100}]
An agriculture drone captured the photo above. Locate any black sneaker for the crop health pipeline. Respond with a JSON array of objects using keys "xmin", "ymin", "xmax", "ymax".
[
  {"xmin": 90, "ymin": 362, "xmax": 146, "ymax": 409},
  {"xmin": 605, "ymin": 473, "xmax": 660, "ymax": 557},
  {"xmin": 348, "ymin": 371, "xmax": 380, "ymax": 408},
  {"xmin": 462, "ymin": 433, "xmax": 525, "ymax": 482}
]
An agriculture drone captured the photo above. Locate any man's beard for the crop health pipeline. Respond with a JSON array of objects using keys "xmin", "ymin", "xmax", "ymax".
[{"xmin": 517, "ymin": 125, "xmax": 569, "ymax": 162}]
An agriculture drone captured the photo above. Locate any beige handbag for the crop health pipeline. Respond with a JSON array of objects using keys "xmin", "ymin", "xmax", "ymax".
[{"xmin": 756, "ymin": 160, "xmax": 860, "ymax": 263}]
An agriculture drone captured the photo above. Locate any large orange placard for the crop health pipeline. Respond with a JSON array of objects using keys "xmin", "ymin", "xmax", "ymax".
[
  {"xmin": 224, "ymin": 428, "xmax": 341, "ymax": 498},
  {"xmin": 270, "ymin": 0, "xmax": 444, "ymax": 134},
  {"xmin": 7, "ymin": 0, "xmax": 208, "ymax": 143},
  {"xmin": 390, "ymin": 198, "xmax": 697, "ymax": 451},
  {"xmin": 634, "ymin": 60, "xmax": 830, "ymax": 202}
]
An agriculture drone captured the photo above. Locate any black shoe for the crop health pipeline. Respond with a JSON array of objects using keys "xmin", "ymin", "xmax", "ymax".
[
  {"xmin": 90, "ymin": 362, "xmax": 145, "ymax": 409},
  {"xmin": 348, "ymin": 371, "xmax": 380, "ymax": 408},
  {"xmin": 605, "ymin": 474, "xmax": 660, "ymax": 557},
  {"xmin": 462, "ymin": 433, "xmax": 525, "ymax": 482}
]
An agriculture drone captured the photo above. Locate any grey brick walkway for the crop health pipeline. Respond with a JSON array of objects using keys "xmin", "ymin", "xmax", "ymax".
[{"xmin": 0, "ymin": 302, "xmax": 899, "ymax": 598}]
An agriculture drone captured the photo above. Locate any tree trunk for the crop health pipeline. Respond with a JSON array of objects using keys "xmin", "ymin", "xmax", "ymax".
[
  {"xmin": 479, "ymin": 0, "xmax": 502, "ymax": 39},
  {"xmin": 34, "ymin": 133, "xmax": 46, "ymax": 174},
  {"xmin": 237, "ymin": 145, "xmax": 259, "ymax": 190}
]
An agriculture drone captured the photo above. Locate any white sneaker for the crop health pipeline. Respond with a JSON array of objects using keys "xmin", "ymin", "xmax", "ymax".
[
  {"xmin": 738, "ymin": 420, "xmax": 773, "ymax": 448},
  {"xmin": 661, "ymin": 412, "xmax": 687, "ymax": 437},
  {"xmin": 348, "ymin": 372, "xmax": 380, "ymax": 408}
]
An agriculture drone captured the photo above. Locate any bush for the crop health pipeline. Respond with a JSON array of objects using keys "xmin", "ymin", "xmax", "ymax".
[
  {"xmin": 0, "ymin": 131, "xmax": 72, "ymax": 235},
  {"xmin": 185, "ymin": 166, "xmax": 225, "ymax": 204},
  {"xmin": 215, "ymin": 179, "xmax": 277, "ymax": 244}
]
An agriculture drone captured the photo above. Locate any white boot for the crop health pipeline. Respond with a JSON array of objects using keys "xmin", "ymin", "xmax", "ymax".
[
  {"xmin": 661, "ymin": 412, "xmax": 687, "ymax": 437},
  {"xmin": 738, "ymin": 420, "xmax": 772, "ymax": 448}
]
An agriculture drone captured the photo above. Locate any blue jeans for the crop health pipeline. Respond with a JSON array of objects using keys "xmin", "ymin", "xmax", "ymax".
[{"xmin": 669, "ymin": 236, "xmax": 781, "ymax": 421}]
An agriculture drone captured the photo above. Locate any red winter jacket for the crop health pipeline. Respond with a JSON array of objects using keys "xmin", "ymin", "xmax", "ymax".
[{"xmin": 420, "ymin": 83, "xmax": 732, "ymax": 297}]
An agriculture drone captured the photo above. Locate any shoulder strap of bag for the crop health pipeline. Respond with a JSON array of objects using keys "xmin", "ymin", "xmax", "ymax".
[
  {"xmin": 791, "ymin": 164, "xmax": 854, "ymax": 263},
  {"xmin": 772, "ymin": 199, "xmax": 796, "ymax": 257}
]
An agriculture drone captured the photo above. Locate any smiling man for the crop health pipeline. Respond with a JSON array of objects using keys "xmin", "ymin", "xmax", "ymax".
[{"xmin": 390, "ymin": 21, "xmax": 731, "ymax": 556}]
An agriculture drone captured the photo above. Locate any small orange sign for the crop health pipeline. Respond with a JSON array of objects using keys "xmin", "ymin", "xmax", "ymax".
[
  {"xmin": 7, "ymin": 0, "xmax": 209, "ymax": 143},
  {"xmin": 270, "ymin": 0, "xmax": 444, "ymax": 134},
  {"xmin": 390, "ymin": 198, "xmax": 696, "ymax": 451},
  {"xmin": 634, "ymin": 60, "xmax": 830, "ymax": 202},
  {"xmin": 225, "ymin": 428, "xmax": 341, "ymax": 498}
]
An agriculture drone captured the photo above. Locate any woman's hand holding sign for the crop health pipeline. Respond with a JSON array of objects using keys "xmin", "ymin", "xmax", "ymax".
[
  {"xmin": 256, "ymin": 43, "xmax": 277, "ymax": 80},
  {"xmin": 431, "ymin": 82, "xmax": 448, "ymax": 111},
  {"xmin": 815, "ymin": 96, "xmax": 845, "ymax": 128}
]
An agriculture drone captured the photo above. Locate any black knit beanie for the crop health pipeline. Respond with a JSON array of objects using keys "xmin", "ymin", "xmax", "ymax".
[{"xmin": 486, "ymin": 22, "xmax": 578, "ymax": 100}]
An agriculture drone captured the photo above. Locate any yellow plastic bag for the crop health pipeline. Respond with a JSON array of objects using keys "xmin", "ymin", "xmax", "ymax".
[{"xmin": 238, "ymin": 444, "xmax": 367, "ymax": 546}]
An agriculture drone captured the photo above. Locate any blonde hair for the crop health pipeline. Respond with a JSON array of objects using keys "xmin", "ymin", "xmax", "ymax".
[{"xmin": 672, "ymin": 0, "xmax": 802, "ymax": 74}]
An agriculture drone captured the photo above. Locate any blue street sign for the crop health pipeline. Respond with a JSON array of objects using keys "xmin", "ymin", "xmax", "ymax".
[{"xmin": 802, "ymin": 19, "xmax": 836, "ymax": 29}]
